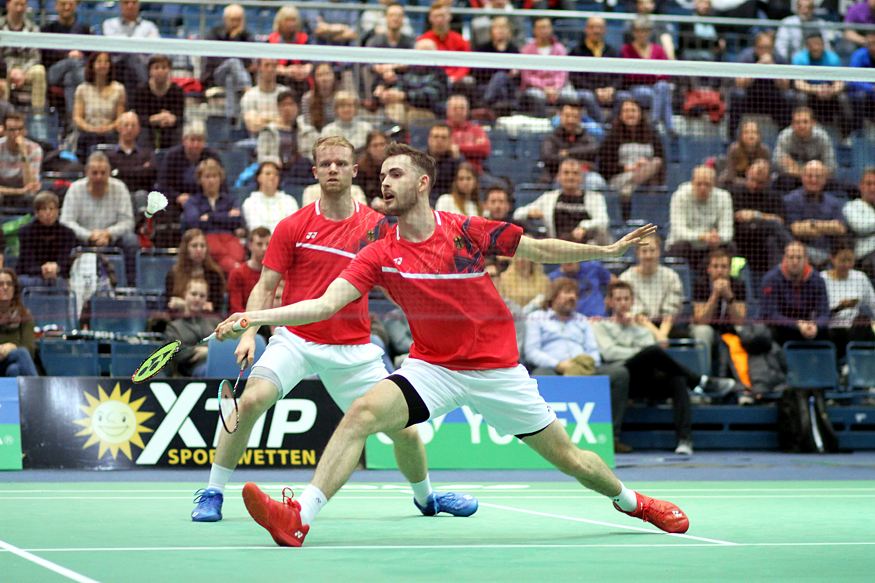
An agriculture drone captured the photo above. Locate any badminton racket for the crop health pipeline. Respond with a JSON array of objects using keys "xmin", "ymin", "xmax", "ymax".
[
  {"xmin": 218, "ymin": 365, "xmax": 246, "ymax": 434},
  {"xmin": 131, "ymin": 318, "xmax": 249, "ymax": 383}
]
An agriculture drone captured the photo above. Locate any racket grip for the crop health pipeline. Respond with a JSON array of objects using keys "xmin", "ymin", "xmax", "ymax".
[{"xmin": 202, "ymin": 318, "xmax": 250, "ymax": 343}]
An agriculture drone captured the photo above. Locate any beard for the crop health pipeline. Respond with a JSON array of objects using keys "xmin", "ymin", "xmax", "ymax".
[{"xmin": 382, "ymin": 192, "xmax": 417, "ymax": 216}]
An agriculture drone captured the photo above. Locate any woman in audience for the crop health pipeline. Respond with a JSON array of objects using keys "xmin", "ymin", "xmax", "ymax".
[
  {"xmin": 474, "ymin": 16, "xmax": 520, "ymax": 111},
  {"xmin": 618, "ymin": 16, "xmax": 674, "ymax": 136},
  {"xmin": 319, "ymin": 91, "xmax": 373, "ymax": 151},
  {"xmin": 301, "ymin": 63, "xmax": 338, "ymax": 132},
  {"xmin": 242, "ymin": 161, "xmax": 299, "ymax": 233},
  {"xmin": 718, "ymin": 120, "xmax": 771, "ymax": 189},
  {"xmin": 165, "ymin": 277, "xmax": 221, "ymax": 377},
  {"xmin": 499, "ymin": 256, "xmax": 550, "ymax": 311},
  {"xmin": 599, "ymin": 99, "xmax": 665, "ymax": 199},
  {"xmin": 822, "ymin": 244, "xmax": 875, "ymax": 362},
  {"xmin": 268, "ymin": 5, "xmax": 312, "ymax": 97},
  {"xmin": 181, "ymin": 158, "xmax": 246, "ymax": 275},
  {"xmin": 355, "ymin": 130, "xmax": 389, "ymax": 208},
  {"xmin": 435, "ymin": 162, "xmax": 483, "ymax": 216},
  {"xmin": 72, "ymin": 51, "xmax": 126, "ymax": 162},
  {"xmin": 0, "ymin": 269, "xmax": 38, "ymax": 377},
  {"xmin": 165, "ymin": 228, "xmax": 226, "ymax": 315}
]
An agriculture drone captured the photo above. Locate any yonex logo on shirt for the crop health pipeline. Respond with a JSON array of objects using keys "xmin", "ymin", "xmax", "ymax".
[
  {"xmin": 305, "ymin": 231, "xmax": 318, "ymax": 240},
  {"xmin": 393, "ymin": 257, "xmax": 403, "ymax": 265}
]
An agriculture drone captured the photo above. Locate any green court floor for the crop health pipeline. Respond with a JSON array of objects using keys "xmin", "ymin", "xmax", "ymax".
[{"xmin": 1, "ymin": 480, "xmax": 874, "ymax": 582}]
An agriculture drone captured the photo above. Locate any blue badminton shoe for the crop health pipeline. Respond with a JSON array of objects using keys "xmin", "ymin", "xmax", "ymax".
[
  {"xmin": 192, "ymin": 488, "xmax": 224, "ymax": 522},
  {"xmin": 415, "ymin": 492, "xmax": 479, "ymax": 517}
]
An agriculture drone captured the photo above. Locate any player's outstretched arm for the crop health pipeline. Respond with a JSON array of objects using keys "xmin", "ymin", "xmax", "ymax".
[
  {"xmin": 514, "ymin": 224, "xmax": 657, "ymax": 264},
  {"xmin": 216, "ymin": 278, "xmax": 362, "ymax": 339}
]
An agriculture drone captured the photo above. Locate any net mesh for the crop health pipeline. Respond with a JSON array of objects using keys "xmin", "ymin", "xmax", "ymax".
[{"xmin": 2, "ymin": 1, "xmax": 875, "ymax": 382}]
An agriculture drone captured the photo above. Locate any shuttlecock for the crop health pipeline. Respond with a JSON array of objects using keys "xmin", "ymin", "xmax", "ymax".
[{"xmin": 144, "ymin": 191, "xmax": 168, "ymax": 218}]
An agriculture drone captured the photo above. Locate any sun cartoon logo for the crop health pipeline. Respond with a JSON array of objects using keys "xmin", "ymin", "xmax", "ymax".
[{"xmin": 74, "ymin": 383, "xmax": 155, "ymax": 460}]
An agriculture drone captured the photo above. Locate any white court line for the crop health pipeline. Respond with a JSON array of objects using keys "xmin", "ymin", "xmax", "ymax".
[
  {"xmin": 3, "ymin": 486, "xmax": 875, "ymax": 494},
  {"xmin": 481, "ymin": 502, "xmax": 736, "ymax": 546},
  {"xmin": 5, "ymin": 494, "xmax": 875, "ymax": 501},
  {"xmin": 0, "ymin": 539, "xmax": 100, "ymax": 583},
  {"xmin": 2, "ymin": 542, "xmax": 874, "ymax": 553}
]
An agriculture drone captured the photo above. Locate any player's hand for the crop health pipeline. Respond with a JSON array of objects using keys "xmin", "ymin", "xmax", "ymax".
[
  {"xmin": 608, "ymin": 224, "xmax": 657, "ymax": 256},
  {"xmin": 233, "ymin": 332, "xmax": 256, "ymax": 368},
  {"xmin": 216, "ymin": 312, "xmax": 250, "ymax": 341}
]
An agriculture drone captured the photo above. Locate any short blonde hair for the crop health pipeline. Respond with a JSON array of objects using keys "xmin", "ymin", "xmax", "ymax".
[
  {"xmin": 311, "ymin": 135, "xmax": 356, "ymax": 164},
  {"xmin": 273, "ymin": 5, "xmax": 301, "ymax": 32},
  {"xmin": 196, "ymin": 158, "xmax": 226, "ymax": 183}
]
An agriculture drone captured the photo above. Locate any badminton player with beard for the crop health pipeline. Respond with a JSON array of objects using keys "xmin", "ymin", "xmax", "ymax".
[
  {"xmin": 191, "ymin": 136, "xmax": 477, "ymax": 522},
  {"xmin": 216, "ymin": 143, "xmax": 690, "ymax": 547}
]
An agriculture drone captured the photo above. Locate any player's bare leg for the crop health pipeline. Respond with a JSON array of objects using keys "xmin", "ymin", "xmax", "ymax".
[
  {"xmin": 523, "ymin": 420, "xmax": 689, "ymax": 533},
  {"xmin": 386, "ymin": 426, "xmax": 427, "ymax": 484},
  {"xmin": 311, "ymin": 380, "xmax": 410, "ymax": 499}
]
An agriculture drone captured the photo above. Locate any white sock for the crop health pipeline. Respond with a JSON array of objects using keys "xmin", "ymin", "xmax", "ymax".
[
  {"xmin": 611, "ymin": 482, "xmax": 638, "ymax": 512},
  {"xmin": 410, "ymin": 475, "xmax": 433, "ymax": 507},
  {"xmin": 298, "ymin": 484, "xmax": 328, "ymax": 525},
  {"xmin": 207, "ymin": 464, "xmax": 234, "ymax": 493},
  {"xmin": 699, "ymin": 375, "xmax": 709, "ymax": 388}
]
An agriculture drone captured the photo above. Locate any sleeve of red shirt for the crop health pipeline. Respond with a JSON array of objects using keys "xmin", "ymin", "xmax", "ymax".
[
  {"xmin": 261, "ymin": 216, "xmax": 296, "ymax": 274},
  {"xmin": 465, "ymin": 216, "xmax": 524, "ymax": 256},
  {"xmin": 339, "ymin": 243, "xmax": 382, "ymax": 297}
]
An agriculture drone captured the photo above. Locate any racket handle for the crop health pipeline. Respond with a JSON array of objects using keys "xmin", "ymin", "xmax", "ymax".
[{"xmin": 202, "ymin": 318, "xmax": 250, "ymax": 343}]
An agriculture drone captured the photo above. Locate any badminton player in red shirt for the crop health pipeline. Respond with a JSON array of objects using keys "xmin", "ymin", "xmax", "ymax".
[
  {"xmin": 192, "ymin": 137, "xmax": 476, "ymax": 522},
  {"xmin": 216, "ymin": 143, "xmax": 689, "ymax": 547}
]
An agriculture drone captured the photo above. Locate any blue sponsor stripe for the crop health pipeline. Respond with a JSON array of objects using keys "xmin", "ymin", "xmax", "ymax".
[{"xmin": 0, "ymin": 378, "xmax": 20, "ymax": 424}]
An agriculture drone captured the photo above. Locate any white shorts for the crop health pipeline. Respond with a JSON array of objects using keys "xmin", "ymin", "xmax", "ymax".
[
  {"xmin": 392, "ymin": 358, "xmax": 556, "ymax": 438},
  {"xmin": 251, "ymin": 327, "xmax": 388, "ymax": 412}
]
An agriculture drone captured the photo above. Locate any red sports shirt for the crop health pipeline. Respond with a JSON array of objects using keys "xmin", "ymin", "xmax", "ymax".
[
  {"xmin": 263, "ymin": 200, "xmax": 389, "ymax": 345},
  {"xmin": 341, "ymin": 212, "xmax": 524, "ymax": 370}
]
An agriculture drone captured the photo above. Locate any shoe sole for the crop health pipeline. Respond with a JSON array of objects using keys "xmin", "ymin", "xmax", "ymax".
[{"xmin": 191, "ymin": 514, "xmax": 222, "ymax": 523}]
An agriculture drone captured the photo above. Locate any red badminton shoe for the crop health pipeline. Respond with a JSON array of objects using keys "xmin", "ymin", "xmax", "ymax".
[
  {"xmin": 242, "ymin": 482, "xmax": 310, "ymax": 547},
  {"xmin": 614, "ymin": 492, "xmax": 690, "ymax": 534}
]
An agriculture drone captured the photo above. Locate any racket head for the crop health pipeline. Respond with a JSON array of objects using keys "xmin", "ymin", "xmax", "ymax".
[
  {"xmin": 218, "ymin": 377, "xmax": 240, "ymax": 434},
  {"xmin": 131, "ymin": 340, "xmax": 182, "ymax": 383}
]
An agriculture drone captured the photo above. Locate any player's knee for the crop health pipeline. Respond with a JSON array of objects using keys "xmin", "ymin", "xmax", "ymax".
[
  {"xmin": 343, "ymin": 396, "xmax": 385, "ymax": 436},
  {"xmin": 237, "ymin": 381, "xmax": 276, "ymax": 419}
]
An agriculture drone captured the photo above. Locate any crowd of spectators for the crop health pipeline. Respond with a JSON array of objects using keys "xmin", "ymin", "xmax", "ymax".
[{"xmin": 0, "ymin": 0, "xmax": 874, "ymax": 433}]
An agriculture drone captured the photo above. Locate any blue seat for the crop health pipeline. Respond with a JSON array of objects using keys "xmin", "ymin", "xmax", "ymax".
[
  {"xmin": 22, "ymin": 287, "xmax": 77, "ymax": 332},
  {"xmin": 110, "ymin": 341, "xmax": 166, "ymax": 378},
  {"xmin": 39, "ymin": 339, "xmax": 100, "ymax": 376},
  {"xmin": 90, "ymin": 294, "xmax": 149, "ymax": 335},
  {"xmin": 135, "ymin": 249, "xmax": 177, "ymax": 295},
  {"xmin": 665, "ymin": 338, "xmax": 710, "ymax": 376},
  {"xmin": 603, "ymin": 190, "xmax": 623, "ymax": 227},
  {"xmin": 847, "ymin": 342, "xmax": 875, "ymax": 390},
  {"xmin": 665, "ymin": 259, "xmax": 693, "ymax": 301},
  {"xmin": 206, "ymin": 116, "xmax": 230, "ymax": 146},
  {"xmin": 628, "ymin": 188, "xmax": 671, "ymax": 233},
  {"xmin": 205, "ymin": 335, "xmax": 267, "ymax": 378},
  {"xmin": 783, "ymin": 341, "xmax": 839, "ymax": 390}
]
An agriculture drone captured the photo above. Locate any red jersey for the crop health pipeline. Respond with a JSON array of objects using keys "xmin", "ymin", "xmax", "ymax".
[
  {"xmin": 227, "ymin": 262, "xmax": 261, "ymax": 314},
  {"xmin": 341, "ymin": 212, "xmax": 524, "ymax": 370},
  {"xmin": 263, "ymin": 200, "xmax": 389, "ymax": 345}
]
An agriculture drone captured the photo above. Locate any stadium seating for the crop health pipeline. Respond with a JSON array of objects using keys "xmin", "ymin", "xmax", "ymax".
[
  {"xmin": 135, "ymin": 249, "xmax": 177, "ymax": 296},
  {"xmin": 22, "ymin": 287, "xmax": 77, "ymax": 332},
  {"xmin": 847, "ymin": 342, "xmax": 875, "ymax": 391},
  {"xmin": 783, "ymin": 341, "xmax": 840, "ymax": 390},
  {"xmin": 205, "ymin": 334, "xmax": 267, "ymax": 378},
  {"xmin": 665, "ymin": 338, "xmax": 711, "ymax": 377},
  {"xmin": 89, "ymin": 294, "xmax": 149, "ymax": 336},
  {"xmin": 39, "ymin": 339, "xmax": 100, "ymax": 376}
]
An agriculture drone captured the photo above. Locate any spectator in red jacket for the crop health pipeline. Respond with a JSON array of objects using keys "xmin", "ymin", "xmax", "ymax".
[
  {"xmin": 227, "ymin": 226, "xmax": 271, "ymax": 314},
  {"xmin": 418, "ymin": 1, "xmax": 473, "ymax": 94},
  {"xmin": 446, "ymin": 94, "xmax": 491, "ymax": 174}
]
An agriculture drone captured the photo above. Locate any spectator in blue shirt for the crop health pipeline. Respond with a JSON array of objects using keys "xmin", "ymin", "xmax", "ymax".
[
  {"xmin": 783, "ymin": 160, "xmax": 848, "ymax": 267},
  {"xmin": 547, "ymin": 261, "xmax": 612, "ymax": 317},
  {"xmin": 524, "ymin": 277, "xmax": 630, "ymax": 439},
  {"xmin": 848, "ymin": 31, "xmax": 875, "ymax": 126},
  {"xmin": 761, "ymin": 240, "xmax": 830, "ymax": 346},
  {"xmin": 791, "ymin": 32, "xmax": 854, "ymax": 143}
]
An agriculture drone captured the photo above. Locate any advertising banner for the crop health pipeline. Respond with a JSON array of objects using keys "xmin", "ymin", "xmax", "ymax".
[
  {"xmin": 19, "ymin": 377, "xmax": 343, "ymax": 469},
  {"xmin": 0, "ymin": 378, "xmax": 23, "ymax": 470},
  {"xmin": 365, "ymin": 375, "xmax": 615, "ymax": 469}
]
